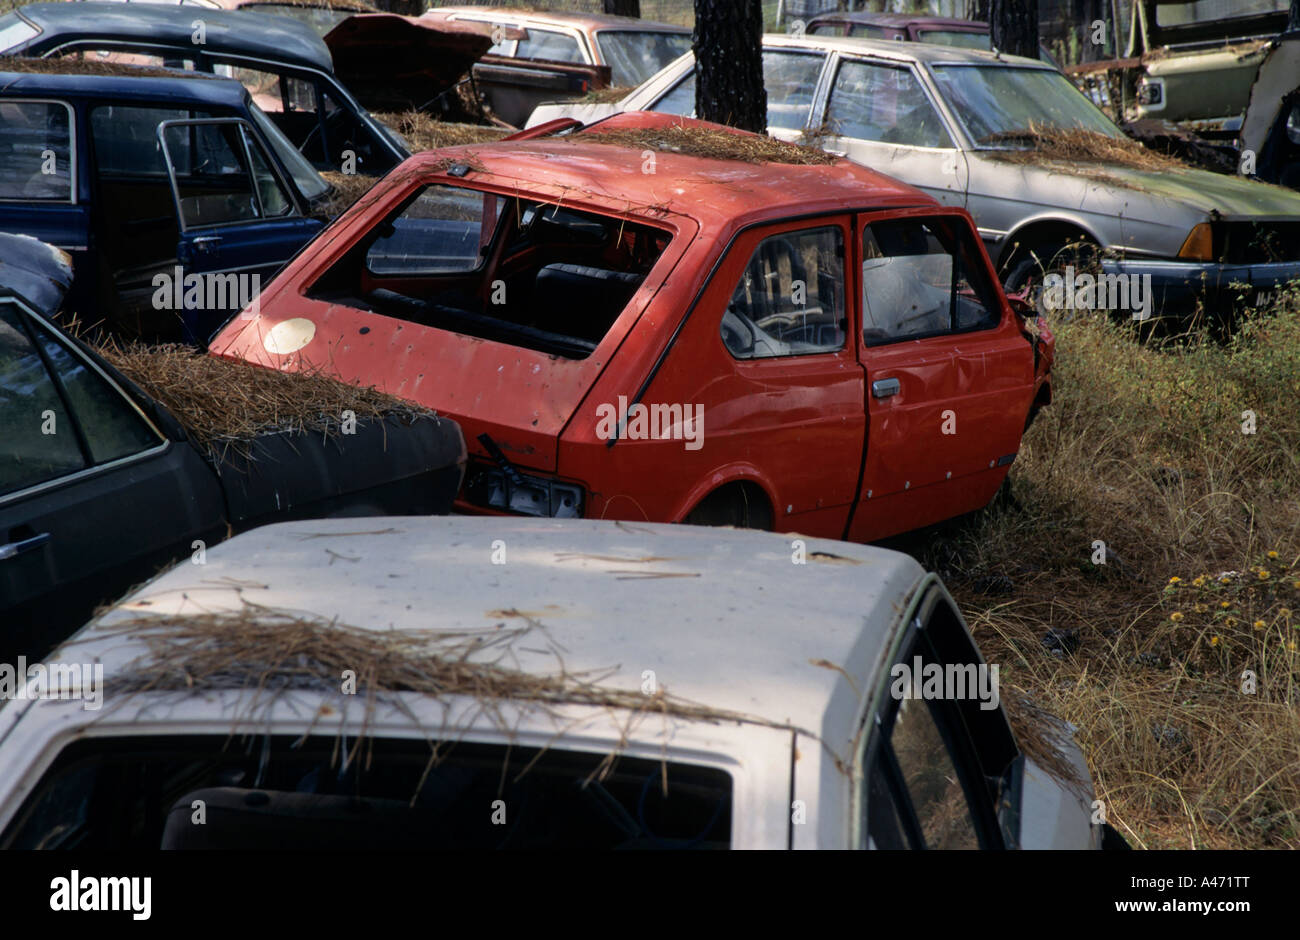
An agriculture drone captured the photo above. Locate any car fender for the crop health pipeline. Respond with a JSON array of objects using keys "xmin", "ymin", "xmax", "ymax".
[{"xmin": 669, "ymin": 464, "xmax": 780, "ymax": 525}]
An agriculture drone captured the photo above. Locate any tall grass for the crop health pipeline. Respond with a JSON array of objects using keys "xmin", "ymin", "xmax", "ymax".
[{"xmin": 934, "ymin": 296, "xmax": 1300, "ymax": 849}]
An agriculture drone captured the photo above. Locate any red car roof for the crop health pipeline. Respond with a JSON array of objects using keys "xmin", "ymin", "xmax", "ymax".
[{"xmin": 408, "ymin": 112, "xmax": 935, "ymax": 238}]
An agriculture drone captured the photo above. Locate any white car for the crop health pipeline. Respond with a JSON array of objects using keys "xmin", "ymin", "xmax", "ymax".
[{"xmin": 0, "ymin": 517, "xmax": 1107, "ymax": 849}]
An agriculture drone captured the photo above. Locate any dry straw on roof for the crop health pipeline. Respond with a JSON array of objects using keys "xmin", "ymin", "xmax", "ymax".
[
  {"xmin": 95, "ymin": 340, "xmax": 432, "ymax": 451},
  {"xmin": 576, "ymin": 125, "xmax": 838, "ymax": 166},
  {"xmin": 983, "ymin": 124, "xmax": 1188, "ymax": 175},
  {"xmin": 0, "ymin": 55, "xmax": 222, "ymax": 80},
  {"xmin": 374, "ymin": 110, "xmax": 509, "ymax": 152}
]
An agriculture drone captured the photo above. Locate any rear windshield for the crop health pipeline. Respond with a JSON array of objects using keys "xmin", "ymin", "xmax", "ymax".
[
  {"xmin": 309, "ymin": 182, "xmax": 673, "ymax": 360},
  {"xmin": 3, "ymin": 734, "xmax": 734, "ymax": 850},
  {"xmin": 915, "ymin": 29, "xmax": 991, "ymax": 50},
  {"xmin": 595, "ymin": 30, "xmax": 692, "ymax": 86},
  {"xmin": 0, "ymin": 13, "xmax": 38, "ymax": 55}
]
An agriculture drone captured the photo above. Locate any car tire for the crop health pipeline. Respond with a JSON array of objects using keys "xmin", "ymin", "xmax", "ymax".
[{"xmin": 1002, "ymin": 237, "xmax": 1100, "ymax": 324}]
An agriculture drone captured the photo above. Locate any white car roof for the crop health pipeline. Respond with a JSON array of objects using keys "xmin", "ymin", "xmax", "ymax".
[
  {"xmin": 45, "ymin": 517, "xmax": 924, "ymax": 735},
  {"xmin": 761, "ymin": 31, "xmax": 1053, "ymax": 68}
]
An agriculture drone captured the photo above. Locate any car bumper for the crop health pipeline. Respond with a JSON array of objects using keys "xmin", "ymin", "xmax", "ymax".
[{"xmin": 1102, "ymin": 258, "xmax": 1300, "ymax": 318}]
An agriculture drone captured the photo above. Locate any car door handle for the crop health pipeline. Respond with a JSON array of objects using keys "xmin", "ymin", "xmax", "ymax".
[
  {"xmin": 0, "ymin": 532, "xmax": 50, "ymax": 561},
  {"xmin": 191, "ymin": 236, "xmax": 222, "ymax": 252},
  {"xmin": 872, "ymin": 378, "xmax": 900, "ymax": 399}
]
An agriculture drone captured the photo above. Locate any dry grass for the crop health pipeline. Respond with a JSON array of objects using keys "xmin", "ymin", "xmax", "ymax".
[
  {"xmin": 927, "ymin": 298, "xmax": 1300, "ymax": 849},
  {"xmin": 575, "ymin": 124, "xmax": 837, "ymax": 166},
  {"xmin": 95, "ymin": 340, "xmax": 434, "ymax": 451},
  {"xmin": 319, "ymin": 170, "xmax": 380, "ymax": 214},
  {"xmin": 0, "ymin": 55, "xmax": 221, "ymax": 81},
  {"xmin": 374, "ymin": 110, "xmax": 508, "ymax": 152},
  {"xmin": 984, "ymin": 123, "xmax": 1189, "ymax": 177},
  {"xmin": 573, "ymin": 85, "xmax": 635, "ymax": 104}
]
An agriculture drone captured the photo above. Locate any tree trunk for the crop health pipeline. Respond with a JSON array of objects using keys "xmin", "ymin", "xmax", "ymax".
[
  {"xmin": 694, "ymin": 0, "xmax": 766, "ymax": 133},
  {"xmin": 989, "ymin": 0, "xmax": 1040, "ymax": 60},
  {"xmin": 967, "ymin": 0, "xmax": 990, "ymax": 20},
  {"xmin": 603, "ymin": 0, "xmax": 641, "ymax": 17},
  {"xmin": 1289, "ymin": 0, "xmax": 1300, "ymax": 33},
  {"xmin": 371, "ymin": 0, "xmax": 421, "ymax": 14}
]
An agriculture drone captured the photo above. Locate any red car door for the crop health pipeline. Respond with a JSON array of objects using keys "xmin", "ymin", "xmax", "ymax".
[
  {"xmin": 847, "ymin": 209, "xmax": 1035, "ymax": 543},
  {"xmin": 597, "ymin": 216, "xmax": 866, "ymax": 537}
]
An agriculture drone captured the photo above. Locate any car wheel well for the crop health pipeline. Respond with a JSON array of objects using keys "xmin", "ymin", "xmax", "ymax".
[
  {"xmin": 998, "ymin": 223, "xmax": 1099, "ymax": 284},
  {"xmin": 683, "ymin": 481, "xmax": 774, "ymax": 531}
]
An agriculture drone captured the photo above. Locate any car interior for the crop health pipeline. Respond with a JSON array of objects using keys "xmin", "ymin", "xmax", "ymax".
[
  {"xmin": 309, "ymin": 184, "xmax": 672, "ymax": 359},
  {"xmin": 2, "ymin": 735, "xmax": 733, "ymax": 850}
]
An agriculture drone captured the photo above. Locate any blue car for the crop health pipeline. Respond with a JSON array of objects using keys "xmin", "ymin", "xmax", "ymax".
[{"xmin": 0, "ymin": 60, "xmax": 334, "ymax": 343}]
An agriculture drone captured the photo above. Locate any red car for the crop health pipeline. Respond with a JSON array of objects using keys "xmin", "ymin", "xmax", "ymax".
[{"xmin": 210, "ymin": 112, "xmax": 1053, "ymax": 542}]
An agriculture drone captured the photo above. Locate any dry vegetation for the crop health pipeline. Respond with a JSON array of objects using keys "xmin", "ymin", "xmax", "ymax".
[
  {"xmin": 374, "ymin": 110, "xmax": 509, "ymax": 152},
  {"xmin": 95, "ymin": 340, "xmax": 433, "ymax": 451},
  {"xmin": 921, "ymin": 295, "xmax": 1300, "ymax": 849},
  {"xmin": 576, "ymin": 124, "xmax": 837, "ymax": 165}
]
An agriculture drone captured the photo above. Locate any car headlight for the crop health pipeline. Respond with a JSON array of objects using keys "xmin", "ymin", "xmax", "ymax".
[
  {"xmin": 1136, "ymin": 77, "xmax": 1164, "ymax": 107},
  {"xmin": 464, "ymin": 462, "xmax": 584, "ymax": 518}
]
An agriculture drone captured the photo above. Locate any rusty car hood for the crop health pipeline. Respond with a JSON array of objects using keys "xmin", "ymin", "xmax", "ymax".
[
  {"xmin": 323, "ymin": 12, "xmax": 497, "ymax": 110},
  {"xmin": 1095, "ymin": 162, "xmax": 1300, "ymax": 219}
]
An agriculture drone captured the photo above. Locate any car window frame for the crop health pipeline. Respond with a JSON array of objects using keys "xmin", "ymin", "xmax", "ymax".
[
  {"xmin": 853, "ymin": 579, "xmax": 1009, "ymax": 850},
  {"xmin": 820, "ymin": 54, "xmax": 959, "ymax": 152},
  {"xmin": 0, "ymin": 96, "xmax": 77, "ymax": 205},
  {"xmin": 0, "ymin": 295, "xmax": 169, "ymax": 506}
]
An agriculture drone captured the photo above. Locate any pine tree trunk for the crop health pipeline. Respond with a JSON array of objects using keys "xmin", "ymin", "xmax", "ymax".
[
  {"xmin": 989, "ymin": 0, "xmax": 1040, "ymax": 60},
  {"xmin": 1289, "ymin": 0, "xmax": 1300, "ymax": 33},
  {"xmin": 694, "ymin": 0, "xmax": 767, "ymax": 133},
  {"xmin": 603, "ymin": 0, "xmax": 641, "ymax": 17}
]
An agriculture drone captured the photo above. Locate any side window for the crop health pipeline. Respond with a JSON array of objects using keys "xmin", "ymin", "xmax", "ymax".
[
  {"xmin": 860, "ymin": 217, "xmax": 999, "ymax": 345},
  {"xmin": 764, "ymin": 50, "xmax": 825, "ymax": 131},
  {"xmin": 826, "ymin": 60, "xmax": 951, "ymax": 148},
  {"xmin": 516, "ymin": 28, "xmax": 584, "ymax": 63},
  {"xmin": 722, "ymin": 225, "xmax": 845, "ymax": 360},
  {"xmin": 366, "ymin": 185, "xmax": 504, "ymax": 276},
  {"xmin": 159, "ymin": 120, "xmax": 292, "ymax": 226},
  {"xmin": 90, "ymin": 105, "xmax": 209, "ymax": 177},
  {"xmin": 32, "ymin": 322, "xmax": 161, "ymax": 464},
  {"xmin": 0, "ymin": 303, "xmax": 85, "ymax": 495},
  {"xmin": 652, "ymin": 50, "xmax": 825, "ymax": 130},
  {"xmin": 887, "ymin": 694, "xmax": 981, "ymax": 849},
  {"xmin": 0, "ymin": 99, "xmax": 73, "ymax": 202}
]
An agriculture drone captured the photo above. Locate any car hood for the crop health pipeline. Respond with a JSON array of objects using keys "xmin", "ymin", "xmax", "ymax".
[
  {"xmin": 1099, "ymin": 163, "xmax": 1300, "ymax": 220},
  {"xmin": 323, "ymin": 13, "xmax": 494, "ymax": 110},
  {"xmin": 0, "ymin": 232, "xmax": 72, "ymax": 316}
]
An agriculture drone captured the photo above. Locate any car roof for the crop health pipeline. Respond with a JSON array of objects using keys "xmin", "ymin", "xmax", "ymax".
[
  {"xmin": 0, "ymin": 234, "xmax": 73, "ymax": 316},
  {"xmin": 762, "ymin": 30, "xmax": 1049, "ymax": 68},
  {"xmin": 427, "ymin": 5, "xmax": 688, "ymax": 34},
  {"xmin": 429, "ymin": 113, "xmax": 936, "ymax": 232},
  {"xmin": 11, "ymin": 1, "xmax": 334, "ymax": 72},
  {"xmin": 57, "ymin": 516, "xmax": 924, "ymax": 736},
  {"xmin": 809, "ymin": 12, "xmax": 988, "ymax": 31},
  {"xmin": 0, "ymin": 60, "xmax": 249, "ymax": 105}
]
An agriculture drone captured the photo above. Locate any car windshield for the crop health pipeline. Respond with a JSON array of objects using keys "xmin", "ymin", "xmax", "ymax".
[
  {"xmin": 237, "ymin": 2, "xmax": 355, "ymax": 36},
  {"xmin": 595, "ymin": 30, "xmax": 693, "ymax": 86},
  {"xmin": 1155, "ymin": 0, "xmax": 1286, "ymax": 27},
  {"xmin": 930, "ymin": 64, "xmax": 1124, "ymax": 144},
  {"xmin": 0, "ymin": 13, "xmax": 38, "ymax": 54},
  {"xmin": 246, "ymin": 97, "xmax": 331, "ymax": 200}
]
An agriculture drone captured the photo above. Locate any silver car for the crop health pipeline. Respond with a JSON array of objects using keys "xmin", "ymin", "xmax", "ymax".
[{"xmin": 531, "ymin": 34, "xmax": 1300, "ymax": 320}]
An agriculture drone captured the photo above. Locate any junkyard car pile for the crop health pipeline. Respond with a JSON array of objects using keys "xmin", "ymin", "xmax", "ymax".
[{"xmin": 10, "ymin": 0, "xmax": 1293, "ymax": 852}]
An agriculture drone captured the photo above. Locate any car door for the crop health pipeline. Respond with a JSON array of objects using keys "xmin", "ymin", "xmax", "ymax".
[
  {"xmin": 0, "ymin": 97, "xmax": 91, "ymax": 274},
  {"xmin": 159, "ymin": 117, "xmax": 323, "ymax": 340},
  {"xmin": 0, "ymin": 295, "xmax": 227, "ymax": 660},
  {"xmin": 624, "ymin": 216, "xmax": 866, "ymax": 537},
  {"xmin": 815, "ymin": 54, "xmax": 969, "ymax": 207},
  {"xmin": 847, "ymin": 209, "xmax": 1035, "ymax": 543}
]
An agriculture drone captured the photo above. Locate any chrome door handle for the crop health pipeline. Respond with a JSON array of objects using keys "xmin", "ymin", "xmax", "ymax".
[
  {"xmin": 0, "ymin": 532, "xmax": 50, "ymax": 561},
  {"xmin": 872, "ymin": 378, "xmax": 900, "ymax": 399},
  {"xmin": 191, "ymin": 236, "xmax": 222, "ymax": 251}
]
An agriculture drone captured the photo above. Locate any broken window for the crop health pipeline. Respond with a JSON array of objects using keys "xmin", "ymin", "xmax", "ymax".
[
  {"xmin": 860, "ymin": 217, "xmax": 999, "ymax": 346},
  {"xmin": 0, "ymin": 99, "xmax": 73, "ymax": 202},
  {"xmin": 311, "ymin": 183, "xmax": 671, "ymax": 360},
  {"xmin": 653, "ymin": 50, "xmax": 826, "ymax": 131},
  {"xmin": 722, "ymin": 226, "xmax": 845, "ymax": 360}
]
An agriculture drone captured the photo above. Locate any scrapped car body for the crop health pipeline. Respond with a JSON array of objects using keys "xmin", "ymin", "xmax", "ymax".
[
  {"xmin": 421, "ymin": 6, "xmax": 691, "ymax": 126},
  {"xmin": 530, "ymin": 35, "xmax": 1300, "ymax": 320},
  {"xmin": 803, "ymin": 10, "xmax": 1060, "ymax": 68},
  {"xmin": 0, "ymin": 516, "xmax": 1107, "ymax": 850},
  {"xmin": 1, "ymin": 2, "xmax": 419, "ymax": 173},
  {"xmin": 54, "ymin": 0, "xmax": 380, "ymax": 36},
  {"xmin": 210, "ymin": 112, "xmax": 1053, "ymax": 543},
  {"xmin": 1068, "ymin": 0, "xmax": 1288, "ymax": 140},
  {"xmin": 1239, "ymin": 31, "xmax": 1300, "ymax": 190},
  {"xmin": 0, "ymin": 232, "xmax": 466, "ymax": 661},
  {"xmin": 0, "ymin": 60, "xmax": 337, "ymax": 341}
]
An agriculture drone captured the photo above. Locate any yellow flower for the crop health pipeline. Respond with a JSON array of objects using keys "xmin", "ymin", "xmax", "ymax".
[
  {"xmin": 1254, "ymin": 620, "xmax": 1266, "ymax": 630},
  {"xmin": 1287, "ymin": 640, "xmax": 1298, "ymax": 652},
  {"xmin": 1258, "ymin": 569, "xmax": 1271, "ymax": 580},
  {"xmin": 1268, "ymin": 550, "xmax": 1280, "ymax": 559},
  {"xmin": 1194, "ymin": 603, "xmax": 1208, "ymax": 613},
  {"xmin": 1292, "ymin": 580, "xmax": 1300, "ymax": 590},
  {"xmin": 1169, "ymin": 611, "xmax": 1184, "ymax": 623},
  {"xmin": 1210, "ymin": 636, "xmax": 1221, "ymax": 647},
  {"xmin": 1225, "ymin": 617, "xmax": 1238, "ymax": 627},
  {"xmin": 1280, "ymin": 608, "xmax": 1293, "ymax": 618},
  {"xmin": 1220, "ymin": 601, "xmax": 1232, "ymax": 609},
  {"xmin": 1192, "ymin": 576, "xmax": 1207, "ymax": 587},
  {"xmin": 1169, "ymin": 576, "xmax": 1182, "ymax": 585}
]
